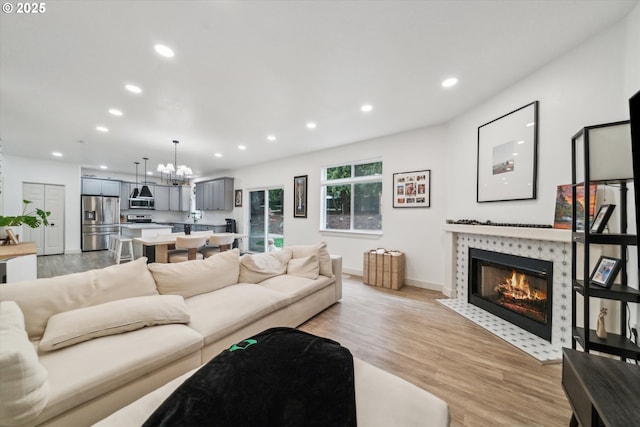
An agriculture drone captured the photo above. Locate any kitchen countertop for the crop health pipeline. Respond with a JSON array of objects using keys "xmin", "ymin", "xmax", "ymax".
[{"xmin": 119, "ymin": 223, "xmax": 173, "ymax": 230}]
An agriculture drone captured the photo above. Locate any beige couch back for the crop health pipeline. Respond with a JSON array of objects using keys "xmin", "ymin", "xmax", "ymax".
[{"xmin": 0, "ymin": 257, "xmax": 158, "ymax": 340}]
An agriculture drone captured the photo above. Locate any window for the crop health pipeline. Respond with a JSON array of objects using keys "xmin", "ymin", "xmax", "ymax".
[{"xmin": 321, "ymin": 160, "xmax": 382, "ymax": 232}]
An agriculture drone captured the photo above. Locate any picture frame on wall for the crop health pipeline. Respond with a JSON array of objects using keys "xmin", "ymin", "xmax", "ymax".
[
  {"xmin": 477, "ymin": 101, "xmax": 539, "ymax": 203},
  {"xmin": 294, "ymin": 175, "xmax": 308, "ymax": 218},
  {"xmin": 393, "ymin": 170, "xmax": 431, "ymax": 208},
  {"xmin": 589, "ymin": 256, "xmax": 621, "ymax": 288},
  {"xmin": 590, "ymin": 204, "xmax": 615, "ymax": 233},
  {"xmin": 234, "ymin": 189, "xmax": 243, "ymax": 207}
]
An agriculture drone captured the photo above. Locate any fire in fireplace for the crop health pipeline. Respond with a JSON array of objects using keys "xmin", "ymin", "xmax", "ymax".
[{"xmin": 469, "ymin": 248, "xmax": 553, "ymax": 342}]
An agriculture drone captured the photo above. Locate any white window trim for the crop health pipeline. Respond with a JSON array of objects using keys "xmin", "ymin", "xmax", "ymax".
[{"xmin": 320, "ymin": 159, "xmax": 383, "ymax": 233}]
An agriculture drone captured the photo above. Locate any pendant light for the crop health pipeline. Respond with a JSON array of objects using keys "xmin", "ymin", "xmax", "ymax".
[
  {"xmin": 157, "ymin": 140, "xmax": 192, "ymax": 185},
  {"xmin": 139, "ymin": 157, "xmax": 154, "ymax": 198},
  {"xmin": 129, "ymin": 161, "xmax": 140, "ymax": 198}
]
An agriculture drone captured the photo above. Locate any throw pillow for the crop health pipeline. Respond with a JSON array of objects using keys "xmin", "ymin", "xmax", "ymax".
[
  {"xmin": 0, "ymin": 301, "xmax": 49, "ymax": 425},
  {"xmin": 286, "ymin": 242, "xmax": 333, "ymax": 277},
  {"xmin": 239, "ymin": 249, "xmax": 292, "ymax": 283},
  {"xmin": 149, "ymin": 249, "xmax": 240, "ymax": 298},
  {"xmin": 39, "ymin": 295, "xmax": 190, "ymax": 351},
  {"xmin": 287, "ymin": 255, "xmax": 320, "ymax": 280}
]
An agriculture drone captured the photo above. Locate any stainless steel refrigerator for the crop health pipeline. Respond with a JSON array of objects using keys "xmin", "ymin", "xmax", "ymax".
[{"xmin": 81, "ymin": 195, "xmax": 120, "ymax": 251}]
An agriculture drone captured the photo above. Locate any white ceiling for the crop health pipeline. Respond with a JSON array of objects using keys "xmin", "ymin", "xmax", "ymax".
[{"xmin": 1, "ymin": 0, "xmax": 637, "ymax": 178}]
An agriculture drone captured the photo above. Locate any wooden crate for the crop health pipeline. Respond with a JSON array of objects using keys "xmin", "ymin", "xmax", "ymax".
[{"xmin": 363, "ymin": 250, "xmax": 405, "ymax": 290}]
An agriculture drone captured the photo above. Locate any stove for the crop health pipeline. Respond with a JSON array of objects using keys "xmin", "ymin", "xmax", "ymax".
[{"xmin": 127, "ymin": 214, "xmax": 153, "ymax": 223}]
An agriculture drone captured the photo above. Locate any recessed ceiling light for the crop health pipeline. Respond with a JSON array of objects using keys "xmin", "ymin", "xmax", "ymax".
[
  {"xmin": 108, "ymin": 108, "xmax": 123, "ymax": 116},
  {"xmin": 154, "ymin": 44, "xmax": 175, "ymax": 58},
  {"xmin": 267, "ymin": 135, "xmax": 277, "ymax": 142},
  {"xmin": 306, "ymin": 122, "xmax": 317, "ymax": 129},
  {"xmin": 214, "ymin": 153, "xmax": 222, "ymax": 158},
  {"xmin": 100, "ymin": 165, "xmax": 108, "ymax": 169},
  {"xmin": 96, "ymin": 126, "xmax": 109, "ymax": 132},
  {"xmin": 238, "ymin": 145, "xmax": 247, "ymax": 150},
  {"xmin": 360, "ymin": 104, "xmax": 373, "ymax": 112},
  {"xmin": 441, "ymin": 77, "xmax": 458, "ymax": 88},
  {"xmin": 526, "ymin": 122, "xmax": 535, "ymax": 127},
  {"xmin": 125, "ymin": 84, "xmax": 142, "ymax": 94},
  {"xmin": 52, "ymin": 152, "xmax": 63, "ymax": 157}
]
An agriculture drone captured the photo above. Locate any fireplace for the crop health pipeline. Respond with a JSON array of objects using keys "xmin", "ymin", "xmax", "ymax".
[{"xmin": 468, "ymin": 248, "xmax": 553, "ymax": 342}]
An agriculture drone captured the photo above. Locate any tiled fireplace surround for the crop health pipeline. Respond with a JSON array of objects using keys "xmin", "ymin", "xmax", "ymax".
[{"xmin": 441, "ymin": 225, "xmax": 572, "ymax": 363}]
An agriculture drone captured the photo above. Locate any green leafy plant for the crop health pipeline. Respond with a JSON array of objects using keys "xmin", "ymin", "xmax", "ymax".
[{"xmin": 0, "ymin": 200, "xmax": 50, "ymax": 228}]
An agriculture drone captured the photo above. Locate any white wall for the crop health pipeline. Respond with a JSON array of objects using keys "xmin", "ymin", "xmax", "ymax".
[
  {"xmin": 229, "ymin": 124, "xmax": 448, "ymax": 290},
  {"xmin": 3, "ymin": 155, "xmax": 82, "ymax": 253}
]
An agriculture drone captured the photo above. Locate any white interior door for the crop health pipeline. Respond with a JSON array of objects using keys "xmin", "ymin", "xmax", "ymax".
[{"xmin": 22, "ymin": 183, "xmax": 65, "ymax": 255}]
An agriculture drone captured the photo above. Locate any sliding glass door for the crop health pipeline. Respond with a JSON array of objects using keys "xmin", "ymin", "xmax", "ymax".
[{"xmin": 248, "ymin": 188, "xmax": 284, "ymax": 252}]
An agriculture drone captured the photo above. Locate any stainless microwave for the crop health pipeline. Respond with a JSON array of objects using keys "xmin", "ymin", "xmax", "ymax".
[{"xmin": 129, "ymin": 198, "xmax": 154, "ymax": 209}]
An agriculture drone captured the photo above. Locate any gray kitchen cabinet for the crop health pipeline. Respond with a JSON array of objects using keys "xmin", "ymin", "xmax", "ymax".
[
  {"xmin": 154, "ymin": 186, "xmax": 170, "ymax": 211},
  {"xmin": 195, "ymin": 177, "xmax": 234, "ymax": 211},
  {"xmin": 82, "ymin": 178, "xmax": 121, "ymax": 196},
  {"xmin": 179, "ymin": 186, "xmax": 191, "ymax": 211}
]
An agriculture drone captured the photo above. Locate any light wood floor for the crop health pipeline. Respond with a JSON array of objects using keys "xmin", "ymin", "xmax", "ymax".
[{"xmin": 37, "ymin": 252, "xmax": 572, "ymax": 426}]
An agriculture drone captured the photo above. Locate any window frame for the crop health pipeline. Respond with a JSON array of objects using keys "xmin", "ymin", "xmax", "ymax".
[{"xmin": 320, "ymin": 159, "xmax": 383, "ymax": 234}]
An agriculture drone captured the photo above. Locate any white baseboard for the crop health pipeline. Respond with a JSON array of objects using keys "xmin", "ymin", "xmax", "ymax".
[{"xmin": 342, "ymin": 267, "xmax": 444, "ymax": 294}]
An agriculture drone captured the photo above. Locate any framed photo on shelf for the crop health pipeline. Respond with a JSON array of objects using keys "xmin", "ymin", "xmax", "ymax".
[
  {"xmin": 234, "ymin": 189, "xmax": 243, "ymax": 207},
  {"xmin": 5, "ymin": 228, "xmax": 19, "ymax": 245},
  {"xmin": 590, "ymin": 204, "xmax": 615, "ymax": 233},
  {"xmin": 393, "ymin": 170, "xmax": 431, "ymax": 208},
  {"xmin": 589, "ymin": 256, "xmax": 621, "ymax": 288},
  {"xmin": 477, "ymin": 101, "xmax": 538, "ymax": 203},
  {"xmin": 293, "ymin": 175, "xmax": 308, "ymax": 218}
]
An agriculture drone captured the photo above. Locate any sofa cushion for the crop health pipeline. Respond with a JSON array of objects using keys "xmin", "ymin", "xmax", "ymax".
[
  {"xmin": 238, "ymin": 250, "xmax": 292, "ymax": 283},
  {"xmin": 0, "ymin": 301, "xmax": 49, "ymax": 426},
  {"xmin": 287, "ymin": 255, "xmax": 319, "ymax": 279},
  {"xmin": 39, "ymin": 295, "xmax": 191, "ymax": 352},
  {"xmin": 286, "ymin": 242, "xmax": 333, "ymax": 277},
  {"xmin": 259, "ymin": 274, "xmax": 334, "ymax": 304},
  {"xmin": 36, "ymin": 324, "xmax": 203, "ymax": 424},
  {"xmin": 185, "ymin": 284, "xmax": 290, "ymax": 346},
  {"xmin": 0, "ymin": 257, "xmax": 158, "ymax": 340},
  {"xmin": 149, "ymin": 249, "xmax": 240, "ymax": 298}
]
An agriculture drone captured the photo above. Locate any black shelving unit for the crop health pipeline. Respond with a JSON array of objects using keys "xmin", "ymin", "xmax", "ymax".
[{"xmin": 570, "ymin": 120, "xmax": 639, "ymax": 361}]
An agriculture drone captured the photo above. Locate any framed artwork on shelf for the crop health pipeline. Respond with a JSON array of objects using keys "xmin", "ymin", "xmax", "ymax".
[
  {"xmin": 477, "ymin": 101, "xmax": 539, "ymax": 203},
  {"xmin": 5, "ymin": 228, "xmax": 19, "ymax": 245},
  {"xmin": 294, "ymin": 175, "xmax": 308, "ymax": 218},
  {"xmin": 590, "ymin": 204, "xmax": 615, "ymax": 233},
  {"xmin": 393, "ymin": 170, "xmax": 431, "ymax": 208},
  {"xmin": 234, "ymin": 189, "xmax": 243, "ymax": 207},
  {"xmin": 589, "ymin": 256, "xmax": 621, "ymax": 288},
  {"xmin": 553, "ymin": 183, "xmax": 597, "ymax": 230}
]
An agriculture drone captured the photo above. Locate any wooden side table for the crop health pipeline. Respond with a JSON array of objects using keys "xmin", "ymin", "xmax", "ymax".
[{"xmin": 562, "ymin": 347, "xmax": 640, "ymax": 427}]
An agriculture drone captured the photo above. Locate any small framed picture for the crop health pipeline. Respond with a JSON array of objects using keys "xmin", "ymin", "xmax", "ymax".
[
  {"xmin": 590, "ymin": 204, "xmax": 615, "ymax": 233},
  {"xmin": 294, "ymin": 175, "xmax": 308, "ymax": 218},
  {"xmin": 590, "ymin": 256, "xmax": 621, "ymax": 288},
  {"xmin": 234, "ymin": 189, "xmax": 243, "ymax": 207},
  {"xmin": 5, "ymin": 228, "xmax": 19, "ymax": 245}
]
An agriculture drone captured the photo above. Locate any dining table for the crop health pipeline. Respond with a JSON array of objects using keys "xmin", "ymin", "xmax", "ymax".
[{"xmin": 134, "ymin": 232, "xmax": 246, "ymax": 263}]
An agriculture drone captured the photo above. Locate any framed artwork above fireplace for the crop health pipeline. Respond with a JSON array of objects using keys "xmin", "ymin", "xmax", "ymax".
[{"xmin": 477, "ymin": 101, "xmax": 539, "ymax": 203}]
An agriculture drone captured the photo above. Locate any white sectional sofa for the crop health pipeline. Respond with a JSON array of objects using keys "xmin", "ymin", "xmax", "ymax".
[{"xmin": 0, "ymin": 244, "xmax": 342, "ymax": 427}]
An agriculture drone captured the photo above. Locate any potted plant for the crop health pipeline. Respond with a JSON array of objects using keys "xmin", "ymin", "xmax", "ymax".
[{"xmin": 0, "ymin": 200, "xmax": 50, "ymax": 244}]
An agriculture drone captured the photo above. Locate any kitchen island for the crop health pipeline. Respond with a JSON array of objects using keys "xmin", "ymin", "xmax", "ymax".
[{"xmin": 120, "ymin": 224, "xmax": 173, "ymax": 259}]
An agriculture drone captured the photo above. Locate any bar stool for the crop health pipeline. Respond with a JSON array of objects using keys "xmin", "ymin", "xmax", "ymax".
[
  {"xmin": 108, "ymin": 235, "xmax": 119, "ymax": 258},
  {"xmin": 115, "ymin": 238, "xmax": 134, "ymax": 264}
]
